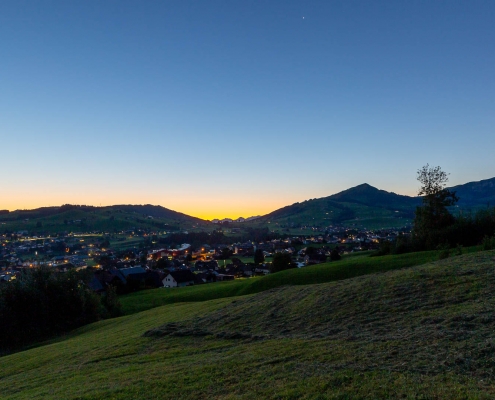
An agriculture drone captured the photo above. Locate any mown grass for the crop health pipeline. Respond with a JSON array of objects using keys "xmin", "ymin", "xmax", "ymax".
[
  {"xmin": 2, "ymin": 251, "xmax": 495, "ymax": 399},
  {"xmin": 120, "ymin": 248, "xmax": 479, "ymax": 315}
]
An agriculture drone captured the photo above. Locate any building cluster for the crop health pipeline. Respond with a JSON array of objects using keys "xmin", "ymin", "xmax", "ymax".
[{"xmin": 0, "ymin": 227, "xmax": 406, "ymax": 294}]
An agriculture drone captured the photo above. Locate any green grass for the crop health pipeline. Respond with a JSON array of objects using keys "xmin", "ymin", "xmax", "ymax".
[
  {"xmin": 120, "ymin": 248, "xmax": 476, "ymax": 315},
  {"xmin": 217, "ymin": 255, "xmax": 274, "ymax": 265},
  {"xmin": 108, "ymin": 236, "xmax": 145, "ymax": 251},
  {"xmin": 242, "ymin": 196, "xmax": 414, "ymax": 230},
  {"xmin": 2, "ymin": 251, "xmax": 495, "ymax": 399}
]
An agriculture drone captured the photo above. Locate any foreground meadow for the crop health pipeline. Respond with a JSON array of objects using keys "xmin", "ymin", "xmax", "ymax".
[{"xmin": 2, "ymin": 251, "xmax": 495, "ymax": 399}]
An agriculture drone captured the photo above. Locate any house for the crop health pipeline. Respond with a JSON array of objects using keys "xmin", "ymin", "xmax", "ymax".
[
  {"xmin": 215, "ymin": 273, "xmax": 235, "ymax": 281},
  {"xmin": 120, "ymin": 266, "xmax": 147, "ymax": 291},
  {"xmin": 254, "ymin": 265, "xmax": 270, "ymax": 275},
  {"xmin": 196, "ymin": 271, "xmax": 216, "ymax": 283},
  {"xmin": 88, "ymin": 275, "xmax": 105, "ymax": 293},
  {"xmin": 144, "ymin": 270, "xmax": 165, "ymax": 288},
  {"xmin": 120, "ymin": 266, "xmax": 146, "ymax": 279},
  {"xmin": 162, "ymin": 270, "xmax": 196, "ymax": 288},
  {"xmin": 195, "ymin": 260, "xmax": 218, "ymax": 271},
  {"xmin": 240, "ymin": 265, "xmax": 255, "ymax": 277},
  {"xmin": 90, "ymin": 269, "xmax": 126, "ymax": 293}
]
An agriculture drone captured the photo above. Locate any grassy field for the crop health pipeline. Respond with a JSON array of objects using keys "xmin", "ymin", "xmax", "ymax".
[
  {"xmin": 2, "ymin": 250, "xmax": 495, "ymax": 399},
  {"xmin": 120, "ymin": 248, "xmax": 476, "ymax": 315}
]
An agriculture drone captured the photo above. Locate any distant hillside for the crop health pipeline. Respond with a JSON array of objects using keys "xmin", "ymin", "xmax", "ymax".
[
  {"xmin": 106, "ymin": 204, "xmax": 203, "ymax": 222},
  {"xmin": 0, "ymin": 204, "xmax": 206, "ymax": 233},
  {"xmin": 450, "ymin": 177, "xmax": 495, "ymax": 208},
  {"xmin": 329, "ymin": 183, "xmax": 420, "ymax": 210},
  {"xmin": 257, "ymin": 177, "xmax": 495, "ymax": 229},
  {"xmin": 258, "ymin": 183, "xmax": 420, "ymax": 229}
]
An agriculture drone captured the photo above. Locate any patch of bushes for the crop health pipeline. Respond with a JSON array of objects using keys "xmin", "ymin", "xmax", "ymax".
[
  {"xmin": 270, "ymin": 253, "xmax": 295, "ymax": 273},
  {"xmin": 482, "ymin": 235, "xmax": 495, "ymax": 251},
  {"xmin": 374, "ymin": 208, "xmax": 495, "ymax": 257},
  {"xmin": 437, "ymin": 244, "xmax": 450, "ymax": 260},
  {"xmin": 0, "ymin": 268, "xmax": 121, "ymax": 353},
  {"xmin": 416, "ymin": 208, "xmax": 495, "ymax": 251}
]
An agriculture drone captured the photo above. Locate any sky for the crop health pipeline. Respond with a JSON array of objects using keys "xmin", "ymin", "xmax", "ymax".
[{"xmin": 2, "ymin": 0, "xmax": 494, "ymax": 219}]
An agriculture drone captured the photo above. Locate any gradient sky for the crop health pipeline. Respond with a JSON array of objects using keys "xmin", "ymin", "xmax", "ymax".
[{"xmin": 2, "ymin": 1, "xmax": 494, "ymax": 219}]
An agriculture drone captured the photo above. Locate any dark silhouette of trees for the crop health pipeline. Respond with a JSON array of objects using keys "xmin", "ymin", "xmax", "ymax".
[
  {"xmin": 155, "ymin": 257, "xmax": 172, "ymax": 270},
  {"xmin": 96, "ymin": 255, "xmax": 116, "ymax": 270},
  {"xmin": 330, "ymin": 247, "xmax": 341, "ymax": 261},
  {"xmin": 413, "ymin": 165, "xmax": 458, "ymax": 249},
  {"xmin": 305, "ymin": 246, "xmax": 317, "ymax": 256},
  {"xmin": 218, "ymin": 247, "xmax": 233, "ymax": 260},
  {"xmin": 0, "ymin": 268, "xmax": 121, "ymax": 353},
  {"xmin": 270, "ymin": 253, "xmax": 294, "ymax": 273},
  {"xmin": 254, "ymin": 249, "xmax": 265, "ymax": 265}
]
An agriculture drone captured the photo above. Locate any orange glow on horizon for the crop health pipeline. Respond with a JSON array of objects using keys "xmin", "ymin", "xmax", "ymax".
[
  {"xmin": 1, "ymin": 183, "xmax": 418, "ymax": 221},
  {"xmin": 0, "ymin": 197, "xmax": 285, "ymax": 221}
]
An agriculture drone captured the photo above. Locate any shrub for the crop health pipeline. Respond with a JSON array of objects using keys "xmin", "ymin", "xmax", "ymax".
[
  {"xmin": 482, "ymin": 235, "xmax": 495, "ymax": 251},
  {"xmin": 330, "ymin": 248, "xmax": 342, "ymax": 261},
  {"xmin": 437, "ymin": 244, "xmax": 450, "ymax": 260},
  {"xmin": 101, "ymin": 285, "xmax": 122, "ymax": 318},
  {"xmin": 270, "ymin": 253, "xmax": 295, "ymax": 273}
]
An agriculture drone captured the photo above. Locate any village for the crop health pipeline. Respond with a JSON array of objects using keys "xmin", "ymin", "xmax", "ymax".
[{"xmin": 0, "ymin": 225, "xmax": 407, "ymax": 293}]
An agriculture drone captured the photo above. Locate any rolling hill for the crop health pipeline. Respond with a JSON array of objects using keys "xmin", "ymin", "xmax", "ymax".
[
  {"xmin": 0, "ymin": 204, "xmax": 206, "ymax": 234},
  {"xmin": 450, "ymin": 177, "xmax": 495, "ymax": 208},
  {"xmin": 256, "ymin": 183, "xmax": 421, "ymax": 229},
  {"xmin": 254, "ymin": 177, "xmax": 495, "ymax": 230}
]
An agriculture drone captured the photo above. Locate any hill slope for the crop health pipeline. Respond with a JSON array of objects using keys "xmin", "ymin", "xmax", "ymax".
[
  {"xmin": 450, "ymin": 177, "xmax": 495, "ymax": 208},
  {"xmin": 259, "ymin": 183, "xmax": 420, "ymax": 229},
  {"xmin": 2, "ymin": 251, "xmax": 495, "ymax": 398},
  {"xmin": 151, "ymin": 251, "xmax": 495, "ymax": 346},
  {"xmin": 257, "ymin": 177, "xmax": 495, "ymax": 229},
  {"xmin": 0, "ymin": 204, "xmax": 206, "ymax": 233},
  {"xmin": 119, "ymin": 249, "xmax": 447, "ymax": 315}
]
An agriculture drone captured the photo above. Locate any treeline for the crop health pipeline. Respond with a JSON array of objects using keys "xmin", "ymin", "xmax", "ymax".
[
  {"xmin": 159, "ymin": 231, "xmax": 229, "ymax": 247},
  {"xmin": 0, "ymin": 268, "xmax": 121, "ymax": 353},
  {"xmin": 376, "ymin": 166, "xmax": 495, "ymax": 256},
  {"xmin": 240, "ymin": 227, "xmax": 286, "ymax": 242},
  {"xmin": 159, "ymin": 228, "xmax": 284, "ymax": 248},
  {"xmin": 418, "ymin": 208, "xmax": 495, "ymax": 249},
  {"xmin": 377, "ymin": 207, "xmax": 495, "ymax": 256}
]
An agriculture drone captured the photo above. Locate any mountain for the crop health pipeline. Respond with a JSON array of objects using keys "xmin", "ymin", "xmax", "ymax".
[
  {"xmin": 328, "ymin": 183, "xmax": 421, "ymax": 210},
  {"xmin": 258, "ymin": 184, "xmax": 419, "ymax": 229},
  {"xmin": 0, "ymin": 204, "xmax": 205, "ymax": 234},
  {"xmin": 449, "ymin": 177, "xmax": 495, "ymax": 209},
  {"xmin": 257, "ymin": 178, "xmax": 495, "ymax": 230}
]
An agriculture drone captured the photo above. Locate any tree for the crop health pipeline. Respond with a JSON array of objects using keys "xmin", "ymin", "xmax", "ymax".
[
  {"xmin": 254, "ymin": 249, "xmax": 265, "ymax": 265},
  {"xmin": 0, "ymin": 267, "xmax": 103, "ymax": 351},
  {"xmin": 155, "ymin": 257, "xmax": 172, "ymax": 270},
  {"xmin": 99, "ymin": 239, "xmax": 110, "ymax": 249},
  {"xmin": 330, "ymin": 247, "xmax": 341, "ymax": 261},
  {"xmin": 270, "ymin": 252, "xmax": 294, "ymax": 273},
  {"xmin": 96, "ymin": 255, "xmax": 115, "ymax": 270},
  {"xmin": 305, "ymin": 246, "xmax": 317, "ymax": 256},
  {"xmin": 413, "ymin": 164, "xmax": 458, "ymax": 249},
  {"xmin": 218, "ymin": 247, "xmax": 233, "ymax": 260}
]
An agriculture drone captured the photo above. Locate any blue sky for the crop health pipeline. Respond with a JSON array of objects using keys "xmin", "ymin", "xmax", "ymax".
[{"xmin": 2, "ymin": 0, "xmax": 494, "ymax": 218}]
